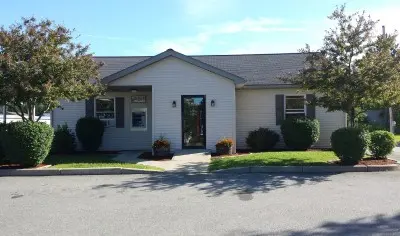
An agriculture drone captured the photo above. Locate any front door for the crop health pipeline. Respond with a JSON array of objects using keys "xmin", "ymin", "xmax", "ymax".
[{"xmin": 181, "ymin": 95, "xmax": 206, "ymax": 149}]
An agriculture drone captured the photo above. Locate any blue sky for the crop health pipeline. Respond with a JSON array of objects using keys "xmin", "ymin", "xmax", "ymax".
[{"xmin": 1, "ymin": 0, "xmax": 399, "ymax": 56}]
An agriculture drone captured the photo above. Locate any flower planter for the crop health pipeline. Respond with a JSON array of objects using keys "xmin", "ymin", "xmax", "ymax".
[
  {"xmin": 216, "ymin": 145, "xmax": 233, "ymax": 155},
  {"xmin": 153, "ymin": 147, "xmax": 170, "ymax": 157}
]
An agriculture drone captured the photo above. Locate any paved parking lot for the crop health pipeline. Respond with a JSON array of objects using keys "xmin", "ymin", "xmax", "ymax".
[{"xmin": 1, "ymin": 172, "xmax": 400, "ymax": 235}]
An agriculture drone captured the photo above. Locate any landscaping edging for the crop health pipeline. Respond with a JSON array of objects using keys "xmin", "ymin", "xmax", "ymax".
[
  {"xmin": 0, "ymin": 167, "xmax": 163, "ymax": 176},
  {"xmin": 212, "ymin": 164, "xmax": 399, "ymax": 173}
]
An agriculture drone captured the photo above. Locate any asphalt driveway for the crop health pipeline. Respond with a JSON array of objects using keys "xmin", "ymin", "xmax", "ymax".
[{"xmin": 1, "ymin": 172, "xmax": 400, "ymax": 235}]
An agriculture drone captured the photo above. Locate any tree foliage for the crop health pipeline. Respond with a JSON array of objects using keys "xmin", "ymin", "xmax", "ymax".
[
  {"xmin": 0, "ymin": 17, "xmax": 104, "ymax": 121},
  {"xmin": 281, "ymin": 5, "xmax": 400, "ymax": 127}
]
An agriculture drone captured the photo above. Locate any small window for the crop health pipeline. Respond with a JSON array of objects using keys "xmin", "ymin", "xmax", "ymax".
[
  {"xmin": 95, "ymin": 98, "xmax": 115, "ymax": 121},
  {"xmin": 285, "ymin": 95, "xmax": 306, "ymax": 119},
  {"xmin": 131, "ymin": 108, "xmax": 147, "ymax": 131}
]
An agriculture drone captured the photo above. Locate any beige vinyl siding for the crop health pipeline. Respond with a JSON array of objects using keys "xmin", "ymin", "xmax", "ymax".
[
  {"xmin": 52, "ymin": 92, "xmax": 152, "ymax": 151},
  {"xmin": 52, "ymin": 100, "xmax": 85, "ymax": 130},
  {"xmin": 236, "ymin": 88, "xmax": 346, "ymax": 149},
  {"xmin": 97, "ymin": 91, "xmax": 152, "ymax": 151},
  {"xmin": 110, "ymin": 56, "xmax": 236, "ymax": 151}
]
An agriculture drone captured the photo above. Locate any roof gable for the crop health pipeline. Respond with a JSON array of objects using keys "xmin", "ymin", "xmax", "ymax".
[{"xmin": 102, "ymin": 49, "xmax": 246, "ymax": 85}]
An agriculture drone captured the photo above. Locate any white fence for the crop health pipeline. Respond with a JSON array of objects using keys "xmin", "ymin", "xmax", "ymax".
[{"xmin": 0, "ymin": 114, "xmax": 51, "ymax": 125}]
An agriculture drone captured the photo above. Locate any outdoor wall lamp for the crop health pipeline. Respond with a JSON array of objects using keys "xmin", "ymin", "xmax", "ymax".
[
  {"xmin": 211, "ymin": 100, "xmax": 216, "ymax": 107},
  {"xmin": 172, "ymin": 101, "xmax": 176, "ymax": 108}
]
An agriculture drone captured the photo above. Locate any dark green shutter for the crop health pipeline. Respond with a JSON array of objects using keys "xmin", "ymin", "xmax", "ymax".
[
  {"xmin": 306, "ymin": 94, "xmax": 316, "ymax": 119},
  {"xmin": 276, "ymin": 94, "xmax": 284, "ymax": 125},
  {"xmin": 85, "ymin": 98, "xmax": 94, "ymax": 117},
  {"xmin": 115, "ymin": 97, "xmax": 125, "ymax": 128}
]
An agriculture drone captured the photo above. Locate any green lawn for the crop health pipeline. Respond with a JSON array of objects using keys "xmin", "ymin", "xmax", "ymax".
[
  {"xmin": 44, "ymin": 154, "xmax": 164, "ymax": 170},
  {"xmin": 395, "ymin": 135, "xmax": 400, "ymax": 143},
  {"xmin": 209, "ymin": 151, "xmax": 339, "ymax": 171}
]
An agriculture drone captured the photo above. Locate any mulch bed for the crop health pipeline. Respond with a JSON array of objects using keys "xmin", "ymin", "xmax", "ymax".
[
  {"xmin": 0, "ymin": 163, "xmax": 49, "ymax": 169},
  {"xmin": 138, "ymin": 152, "xmax": 174, "ymax": 161},
  {"xmin": 330, "ymin": 158, "xmax": 397, "ymax": 166}
]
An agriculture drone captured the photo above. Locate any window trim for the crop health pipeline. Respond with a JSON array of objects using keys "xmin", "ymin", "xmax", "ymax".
[
  {"xmin": 284, "ymin": 94, "xmax": 307, "ymax": 119},
  {"xmin": 131, "ymin": 107, "xmax": 147, "ymax": 131},
  {"xmin": 94, "ymin": 97, "xmax": 116, "ymax": 125}
]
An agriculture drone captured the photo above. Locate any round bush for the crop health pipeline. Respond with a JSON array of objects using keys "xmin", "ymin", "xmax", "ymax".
[
  {"xmin": 369, "ymin": 130, "xmax": 396, "ymax": 159},
  {"xmin": 75, "ymin": 117, "xmax": 104, "ymax": 152},
  {"xmin": 246, "ymin": 127, "xmax": 280, "ymax": 151},
  {"xmin": 52, "ymin": 123, "xmax": 76, "ymax": 154},
  {"xmin": 280, "ymin": 117, "xmax": 320, "ymax": 150},
  {"xmin": 331, "ymin": 127, "xmax": 370, "ymax": 165},
  {"xmin": 2, "ymin": 122, "xmax": 54, "ymax": 167}
]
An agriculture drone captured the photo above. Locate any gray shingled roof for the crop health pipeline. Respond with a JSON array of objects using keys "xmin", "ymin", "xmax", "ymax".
[{"xmin": 94, "ymin": 52, "xmax": 306, "ymax": 86}]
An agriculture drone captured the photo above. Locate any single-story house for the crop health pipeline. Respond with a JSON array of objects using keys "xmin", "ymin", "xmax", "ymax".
[{"xmin": 52, "ymin": 49, "xmax": 346, "ymax": 152}]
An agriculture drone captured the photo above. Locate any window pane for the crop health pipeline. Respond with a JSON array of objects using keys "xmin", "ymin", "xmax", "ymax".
[
  {"xmin": 96, "ymin": 98, "xmax": 114, "ymax": 112},
  {"xmin": 132, "ymin": 111, "xmax": 146, "ymax": 128},
  {"xmin": 286, "ymin": 96, "xmax": 304, "ymax": 110},
  {"xmin": 96, "ymin": 112, "xmax": 115, "ymax": 119}
]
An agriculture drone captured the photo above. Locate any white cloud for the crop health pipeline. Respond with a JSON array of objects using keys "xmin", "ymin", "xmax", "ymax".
[
  {"xmin": 150, "ymin": 17, "xmax": 303, "ymax": 54},
  {"xmin": 227, "ymin": 41, "xmax": 306, "ymax": 54},
  {"xmin": 367, "ymin": 6, "xmax": 400, "ymax": 36},
  {"xmin": 199, "ymin": 17, "xmax": 303, "ymax": 34}
]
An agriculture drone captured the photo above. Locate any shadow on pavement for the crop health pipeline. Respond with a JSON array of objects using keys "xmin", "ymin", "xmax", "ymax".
[
  {"xmin": 226, "ymin": 213, "xmax": 400, "ymax": 235},
  {"xmin": 92, "ymin": 173, "xmax": 334, "ymax": 197}
]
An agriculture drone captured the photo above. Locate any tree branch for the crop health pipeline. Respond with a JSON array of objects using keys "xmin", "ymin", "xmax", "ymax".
[
  {"xmin": 35, "ymin": 104, "xmax": 51, "ymax": 122},
  {"xmin": 7, "ymin": 104, "xmax": 26, "ymax": 121}
]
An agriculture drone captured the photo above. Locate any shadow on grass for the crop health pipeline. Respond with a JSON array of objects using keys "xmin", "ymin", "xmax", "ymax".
[
  {"xmin": 92, "ymin": 172, "xmax": 334, "ymax": 197},
  {"xmin": 209, "ymin": 157, "xmax": 335, "ymax": 171},
  {"xmin": 226, "ymin": 213, "xmax": 400, "ymax": 235}
]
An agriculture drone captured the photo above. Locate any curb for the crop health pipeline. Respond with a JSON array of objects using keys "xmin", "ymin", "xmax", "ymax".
[
  {"xmin": 211, "ymin": 164, "xmax": 399, "ymax": 174},
  {"xmin": 0, "ymin": 167, "xmax": 163, "ymax": 176},
  {"xmin": 1, "ymin": 165, "xmax": 398, "ymax": 176}
]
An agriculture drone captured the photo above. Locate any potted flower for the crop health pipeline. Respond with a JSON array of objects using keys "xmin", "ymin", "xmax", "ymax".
[
  {"xmin": 152, "ymin": 136, "xmax": 171, "ymax": 157},
  {"xmin": 215, "ymin": 137, "xmax": 234, "ymax": 155}
]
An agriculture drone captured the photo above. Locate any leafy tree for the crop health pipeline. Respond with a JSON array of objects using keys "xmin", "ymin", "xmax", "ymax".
[
  {"xmin": 0, "ymin": 17, "xmax": 104, "ymax": 121},
  {"xmin": 281, "ymin": 5, "xmax": 400, "ymax": 127}
]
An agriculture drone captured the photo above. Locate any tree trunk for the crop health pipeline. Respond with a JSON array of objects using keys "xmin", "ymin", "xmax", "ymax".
[
  {"xmin": 349, "ymin": 107, "xmax": 356, "ymax": 128},
  {"xmin": 28, "ymin": 104, "xmax": 35, "ymax": 121}
]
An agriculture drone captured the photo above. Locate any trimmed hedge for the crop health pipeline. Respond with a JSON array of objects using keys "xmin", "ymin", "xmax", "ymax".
[
  {"xmin": 280, "ymin": 117, "xmax": 320, "ymax": 150},
  {"xmin": 331, "ymin": 127, "xmax": 370, "ymax": 165},
  {"xmin": 75, "ymin": 117, "xmax": 104, "ymax": 152},
  {"xmin": 369, "ymin": 130, "xmax": 396, "ymax": 159},
  {"xmin": 52, "ymin": 123, "xmax": 76, "ymax": 154},
  {"xmin": 0, "ymin": 123, "xmax": 6, "ymax": 161},
  {"xmin": 246, "ymin": 127, "xmax": 279, "ymax": 151},
  {"xmin": 2, "ymin": 122, "xmax": 54, "ymax": 167}
]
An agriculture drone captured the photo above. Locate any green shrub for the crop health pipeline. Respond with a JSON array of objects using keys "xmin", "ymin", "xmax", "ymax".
[
  {"xmin": 369, "ymin": 130, "xmax": 396, "ymax": 159},
  {"xmin": 52, "ymin": 123, "xmax": 76, "ymax": 154},
  {"xmin": 356, "ymin": 122, "xmax": 387, "ymax": 132},
  {"xmin": 280, "ymin": 117, "xmax": 320, "ymax": 150},
  {"xmin": 0, "ymin": 123, "xmax": 7, "ymax": 161},
  {"xmin": 75, "ymin": 117, "xmax": 104, "ymax": 152},
  {"xmin": 331, "ymin": 127, "xmax": 370, "ymax": 165},
  {"xmin": 246, "ymin": 127, "xmax": 279, "ymax": 151},
  {"xmin": 2, "ymin": 122, "xmax": 54, "ymax": 167}
]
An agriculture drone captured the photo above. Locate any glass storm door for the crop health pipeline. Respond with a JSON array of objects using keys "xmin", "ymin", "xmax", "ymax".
[{"xmin": 181, "ymin": 95, "xmax": 206, "ymax": 148}]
